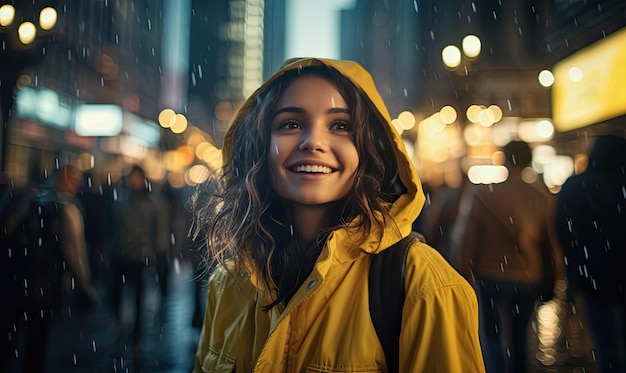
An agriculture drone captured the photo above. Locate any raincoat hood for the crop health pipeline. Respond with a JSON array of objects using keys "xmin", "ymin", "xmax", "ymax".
[{"xmin": 223, "ymin": 58, "xmax": 425, "ymax": 253}]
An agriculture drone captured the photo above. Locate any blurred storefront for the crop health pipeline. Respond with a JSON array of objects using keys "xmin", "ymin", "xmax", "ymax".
[
  {"xmin": 2, "ymin": 0, "xmax": 625, "ymax": 192},
  {"xmin": 391, "ymin": 0, "xmax": 626, "ymax": 193},
  {"xmin": 0, "ymin": 0, "xmax": 260, "ymax": 191}
]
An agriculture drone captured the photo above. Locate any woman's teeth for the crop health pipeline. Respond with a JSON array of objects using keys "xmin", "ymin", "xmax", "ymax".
[{"xmin": 292, "ymin": 165, "xmax": 333, "ymax": 174}]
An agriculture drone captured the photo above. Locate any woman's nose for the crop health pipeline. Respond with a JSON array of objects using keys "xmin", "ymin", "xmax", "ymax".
[{"xmin": 299, "ymin": 126, "xmax": 326, "ymax": 152}]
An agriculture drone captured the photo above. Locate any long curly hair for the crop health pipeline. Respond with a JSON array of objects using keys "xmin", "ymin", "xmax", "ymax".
[{"xmin": 190, "ymin": 65, "xmax": 404, "ymax": 310}]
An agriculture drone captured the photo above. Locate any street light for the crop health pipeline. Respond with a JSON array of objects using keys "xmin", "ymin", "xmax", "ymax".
[
  {"xmin": 0, "ymin": 4, "xmax": 57, "ymax": 171},
  {"xmin": 442, "ymin": 34, "xmax": 482, "ymax": 73}
]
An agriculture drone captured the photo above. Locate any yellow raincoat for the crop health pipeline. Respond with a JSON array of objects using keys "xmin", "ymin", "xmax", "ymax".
[{"xmin": 194, "ymin": 58, "xmax": 485, "ymax": 373}]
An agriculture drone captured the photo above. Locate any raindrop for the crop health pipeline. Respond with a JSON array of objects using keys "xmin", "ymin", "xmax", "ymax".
[
  {"xmin": 429, "ymin": 31, "xmax": 435, "ymax": 40},
  {"xmin": 507, "ymin": 99, "xmax": 512, "ymax": 111},
  {"xmin": 290, "ymin": 225, "xmax": 294, "ymax": 236},
  {"xmin": 492, "ymin": 11, "xmax": 497, "ymax": 20},
  {"xmin": 274, "ymin": 145, "xmax": 279, "ymax": 155},
  {"xmin": 92, "ymin": 340, "xmax": 97, "ymax": 352},
  {"xmin": 471, "ymin": 2, "xmax": 476, "ymax": 12},
  {"xmin": 403, "ymin": 88, "xmax": 408, "ymax": 97},
  {"xmin": 330, "ymin": 97, "xmax": 336, "ymax": 107}
]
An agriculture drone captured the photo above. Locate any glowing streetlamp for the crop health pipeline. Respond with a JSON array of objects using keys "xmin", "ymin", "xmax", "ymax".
[
  {"xmin": 442, "ymin": 45, "xmax": 462, "ymax": 70},
  {"xmin": 462, "ymin": 35, "xmax": 481, "ymax": 59}
]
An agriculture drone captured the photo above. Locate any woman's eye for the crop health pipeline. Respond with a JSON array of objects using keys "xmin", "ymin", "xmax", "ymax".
[
  {"xmin": 277, "ymin": 119, "xmax": 301, "ymax": 130},
  {"xmin": 332, "ymin": 120, "xmax": 352, "ymax": 132}
]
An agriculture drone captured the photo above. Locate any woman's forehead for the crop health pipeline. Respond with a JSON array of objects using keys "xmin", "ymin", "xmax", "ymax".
[{"xmin": 275, "ymin": 75, "xmax": 347, "ymax": 108}]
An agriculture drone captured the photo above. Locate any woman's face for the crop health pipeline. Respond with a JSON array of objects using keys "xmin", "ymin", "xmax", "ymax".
[{"xmin": 268, "ymin": 75, "xmax": 359, "ymax": 207}]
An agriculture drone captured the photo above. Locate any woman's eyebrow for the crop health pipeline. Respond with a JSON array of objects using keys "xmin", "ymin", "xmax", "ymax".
[
  {"xmin": 327, "ymin": 107, "xmax": 350, "ymax": 114},
  {"xmin": 272, "ymin": 107, "xmax": 305, "ymax": 119},
  {"xmin": 272, "ymin": 106, "xmax": 350, "ymax": 119}
]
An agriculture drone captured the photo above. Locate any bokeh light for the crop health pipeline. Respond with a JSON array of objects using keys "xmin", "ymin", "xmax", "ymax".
[{"xmin": 442, "ymin": 45, "xmax": 462, "ymax": 69}]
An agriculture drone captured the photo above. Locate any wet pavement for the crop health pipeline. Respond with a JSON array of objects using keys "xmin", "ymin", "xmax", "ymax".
[
  {"xmin": 43, "ymin": 261, "xmax": 203, "ymax": 373},
  {"xmin": 7, "ymin": 261, "xmax": 600, "ymax": 373}
]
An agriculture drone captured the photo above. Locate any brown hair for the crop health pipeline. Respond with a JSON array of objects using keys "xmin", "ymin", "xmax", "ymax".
[{"xmin": 190, "ymin": 65, "xmax": 403, "ymax": 309}]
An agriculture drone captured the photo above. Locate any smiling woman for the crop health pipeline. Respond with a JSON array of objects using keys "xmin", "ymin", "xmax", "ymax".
[{"xmin": 190, "ymin": 57, "xmax": 485, "ymax": 373}]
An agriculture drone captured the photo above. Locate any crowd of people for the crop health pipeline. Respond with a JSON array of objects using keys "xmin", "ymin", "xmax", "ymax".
[
  {"xmin": 0, "ymin": 162, "xmax": 201, "ymax": 372},
  {"xmin": 1, "ymin": 58, "xmax": 625, "ymax": 373}
]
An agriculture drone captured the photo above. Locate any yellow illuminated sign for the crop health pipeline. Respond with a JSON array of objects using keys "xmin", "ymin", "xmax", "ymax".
[{"xmin": 552, "ymin": 27, "xmax": 626, "ymax": 131}]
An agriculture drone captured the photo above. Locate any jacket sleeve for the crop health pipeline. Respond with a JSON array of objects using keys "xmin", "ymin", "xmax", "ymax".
[{"xmin": 401, "ymin": 243, "xmax": 486, "ymax": 373}]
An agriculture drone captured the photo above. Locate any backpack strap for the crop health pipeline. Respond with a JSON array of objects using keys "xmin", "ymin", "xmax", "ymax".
[{"xmin": 368, "ymin": 231, "xmax": 423, "ymax": 373}]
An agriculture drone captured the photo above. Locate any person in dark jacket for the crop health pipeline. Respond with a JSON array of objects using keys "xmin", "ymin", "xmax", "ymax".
[
  {"xmin": 555, "ymin": 134, "xmax": 626, "ymax": 373},
  {"xmin": 105, "ymin": 165, "xmax": 169, "ymax": 351},
  {"xmin": 1, "ymin": 164, "xmax": 98, "ymax": 373}
]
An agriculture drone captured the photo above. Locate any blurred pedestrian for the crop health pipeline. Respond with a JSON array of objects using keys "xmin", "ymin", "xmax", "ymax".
[
  {"xmin": 555, "ymin": 134, "xmax": 626, "ymax": 373},
  {"xmin": 191, "ymin": 58, "xmax": 485, "ymax": 372},
  {"xmin": 0, "ymin": 163, "xmax": 98, "ymax": 373},
  {"xmin": 76, "ymin": 171, "xmax": 110, "ymax": 282},
  {"xmin": 457, "ymin": 140, "xmax": 566, "ymax": 373},
  {"xmin": 419, "ymin": 171, "xmax": 472, "ymax": 262},
  {"xmin": 105, "ymin": 165, "xmax": 167, "ymax": 351}
]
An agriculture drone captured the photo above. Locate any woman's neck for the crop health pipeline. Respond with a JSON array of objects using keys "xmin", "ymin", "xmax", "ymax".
[{"xmin": 282, "ymin": 202, "xmax": 335, "ymax": 247}]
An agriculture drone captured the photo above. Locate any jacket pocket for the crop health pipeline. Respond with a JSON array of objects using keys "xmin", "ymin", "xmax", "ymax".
[{"xmin": 200, "ymin": 346, "xmax": 236, "ymax": 373}]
